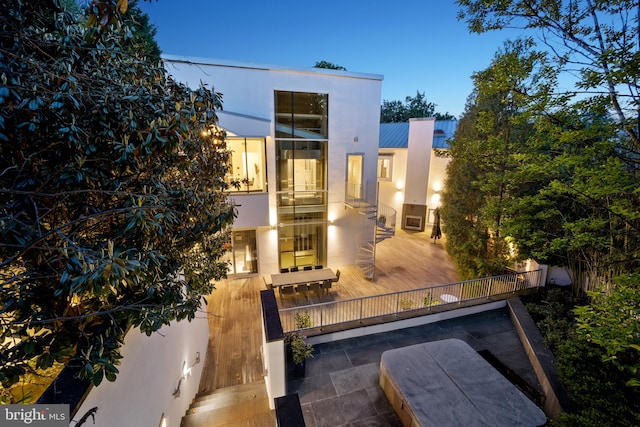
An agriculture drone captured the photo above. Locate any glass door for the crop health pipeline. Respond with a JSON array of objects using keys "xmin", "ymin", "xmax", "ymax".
[{"xmin": 229, "ymin": 230, "xmax": 257, "ymax": 275}]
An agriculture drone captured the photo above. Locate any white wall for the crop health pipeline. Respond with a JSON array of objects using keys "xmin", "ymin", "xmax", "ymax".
[
  {"xmin": 378, "ymin": 148, "xmax": 408, "ymax": 228},
  {"xmin": 163, "ymin": 56, "xmax": 383, "ymax": 272},
  {"xmin": 404, "ymin": 118, "xmax": 435, "ymax": 206},
  {"xmin": 71, "ymin": 314, "xmax": 209, "ymax": 427},
  {"xmin": 425, "ymin": 153, "xmax": 449, "ymax": 222}
]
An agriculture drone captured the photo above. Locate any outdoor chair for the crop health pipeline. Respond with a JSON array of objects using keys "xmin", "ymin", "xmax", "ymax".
[
  {"xmin": 295, "ymin": 284, "xmax": 307, "ymax": 293},
  {"xmin": 307, "ymin": 281, "xmax": 321, "ymax": 294},
  {"xmin": 290, "ymin": 266, "xmax": 299, "ymax": 272},
  {"xmin": 332, "ymin": 269, "xmax": 341, "ymax": 282},
  {"xmin": 314, "ymin": 265, "xmax": 323, "ymax": 269},
  {"xmin": 303, "ymin": 265, "xmax": 313, "ymax": 271},
  {"xmin": 320, "ymin": 280, "xmax": 332, "ymax": 293},
  {"xmin": 280, "ymin": 268, "xmax": 289, "ymax": 273},
  {"xmin": 279, "ymin": 285, "xmax": 294, "ymax": 296}
]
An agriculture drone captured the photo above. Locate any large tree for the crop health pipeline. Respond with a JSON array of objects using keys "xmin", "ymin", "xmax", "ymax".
[
  {"xmin": 453, "ymin": 1, "xmax": 640, "ymax": 289},
  {"xmin": 442, "ymin": 40, "xmax": 543, "ymax": 278},
  {"xmin": 457, "ymin": 0, "xmax": 640, "ymax": 164},
  {"xmin": 0, "ymin": 0, "xmax": 234, "ymax": 392}
]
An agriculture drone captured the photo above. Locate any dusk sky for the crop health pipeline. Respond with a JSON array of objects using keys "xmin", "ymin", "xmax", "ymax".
[{"xmin": 139, "ymin": 1, "xmax": 527, "ymax": 118}]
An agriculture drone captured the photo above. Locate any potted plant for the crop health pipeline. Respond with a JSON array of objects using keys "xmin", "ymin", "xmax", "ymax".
[
  {"xmin": 294, "ymin": 310, "xmax": 312, "ymax": 329},
  {"xmin": 284, "ymin": 311, "xmax": 313, "ymax": 363},
  {"xmin": 290, "ymin": 332, "xmax": 313, "ymax": 378}
]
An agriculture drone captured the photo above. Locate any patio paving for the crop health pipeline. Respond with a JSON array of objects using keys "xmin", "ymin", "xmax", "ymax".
[{"xmin": 288, "ymin": 307, "xmax": 543, "ymax": 427}]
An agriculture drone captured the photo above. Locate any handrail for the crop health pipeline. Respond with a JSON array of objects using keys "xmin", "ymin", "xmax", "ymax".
[
  {"xmin": 279, "ymin": 270, "xmax": 543, "ymax": 333},
  {"xmin": 376, "ymin": 202, "xmax": 396, "ymax": 229}
]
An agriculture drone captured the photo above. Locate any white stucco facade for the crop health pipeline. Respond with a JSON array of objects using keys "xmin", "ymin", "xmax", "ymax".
[
  {"xmin": 378, "ymin": 119, "xmax": 457, "ymax": 232},
  {"xmin": 163, "ymin": 56, "xmax": 383, "ymax": 275}
]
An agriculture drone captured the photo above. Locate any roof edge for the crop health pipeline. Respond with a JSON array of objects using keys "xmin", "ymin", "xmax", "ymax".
[{"xmin": 162, "ymin": 54, "xmax": 384, "ymax": 81}]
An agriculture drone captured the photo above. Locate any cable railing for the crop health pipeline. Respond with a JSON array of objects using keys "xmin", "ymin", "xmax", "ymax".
[{"xmin": 279, "ymin": 269, "xmax": 543, "ymax": 333}]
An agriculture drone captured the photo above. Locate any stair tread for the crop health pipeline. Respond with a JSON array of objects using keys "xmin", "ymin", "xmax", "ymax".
[{"xmin": 193, "ymin": 383, "xmax": 266, "ymax": 407}]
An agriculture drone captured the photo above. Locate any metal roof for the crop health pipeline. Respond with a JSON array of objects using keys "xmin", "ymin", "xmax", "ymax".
[
  {"xmin": 378, "ymin": 123, "xmax": 409, "ymax": 149},
  {"xmin": 379, "ymin": 120, "xmax": 458, "ymax": 149}
]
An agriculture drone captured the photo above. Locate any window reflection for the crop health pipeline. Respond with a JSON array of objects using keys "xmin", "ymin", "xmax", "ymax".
[{"xmin": 275, "ymin": 91, "xmax": 328, "ymax": 139}]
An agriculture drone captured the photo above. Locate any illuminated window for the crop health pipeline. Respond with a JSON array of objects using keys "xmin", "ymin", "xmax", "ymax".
[
  {"xmin": 274, "ymin": 91, "xmax": 328, "ymax": 269},
  {"xmin": 226, "ymin": 138, "xmax": 266, "ymax": 193},
  {"xmin": 377, "ymin": 154, "xmax": 393, "ymax": 181},
  {"xmin": 346, "ymin": 153, "xmax": 364, "ymax": 203}
]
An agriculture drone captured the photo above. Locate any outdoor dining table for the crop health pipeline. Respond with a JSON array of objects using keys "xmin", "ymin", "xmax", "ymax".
[{"xmin": 269, "ymin": 268, "xmax": 337, "ymax": 287}]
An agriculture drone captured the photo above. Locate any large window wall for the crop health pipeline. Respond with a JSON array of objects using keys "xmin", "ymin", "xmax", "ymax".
[{"xmin": 275, "ymin": 91, "xmax": 328, "ymax": 269}]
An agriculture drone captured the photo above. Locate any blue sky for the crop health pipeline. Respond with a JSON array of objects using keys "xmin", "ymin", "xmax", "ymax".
[{"xmin": 139, "ymin": 1, "xmax": 526, "ymax": 118}]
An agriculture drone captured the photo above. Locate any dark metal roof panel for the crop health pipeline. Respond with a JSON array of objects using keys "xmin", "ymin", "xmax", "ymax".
[
  {"xmin": 379, "ymin": 123, "xmax": 409, "ymax": 149},
  {"xmin": 379, "ymin": 120, "xmax": 457, "ymax": 149}
]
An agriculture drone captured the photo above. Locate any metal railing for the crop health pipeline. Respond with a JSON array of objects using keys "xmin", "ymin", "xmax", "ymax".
[{"xmin": 279, "ymin": 270, "xmax": 543, "ymax": 333}]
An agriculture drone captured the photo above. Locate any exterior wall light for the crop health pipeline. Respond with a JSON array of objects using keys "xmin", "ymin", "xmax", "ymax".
[{"xmin": 172, "ymin": 352, "xmax": 201, "ymax": 398}]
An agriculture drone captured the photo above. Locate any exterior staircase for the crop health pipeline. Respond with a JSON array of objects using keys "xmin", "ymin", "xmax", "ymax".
[
  {"xmin": 180, "ymin": 382, "xmax": 275, "ymax": 427},
  {"xmin": 355, "ymin": 202, "xmax": 396, "ymax": 279}
]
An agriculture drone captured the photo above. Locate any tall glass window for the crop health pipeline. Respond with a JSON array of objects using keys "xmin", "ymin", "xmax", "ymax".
[
  {"xmin": 346, "ymin": 153, "xmax": 364, "ymax": 203},
  {"xmin": 275, "ymin": 91, "xmax": 328, "ymax": 269},
  {"xmin": 225, "ymin": 229, "xmax": 257, "ymax": 275},
  {"xmin": 226, "ymin": 137, "xmax": 266, "ymax": 192}
]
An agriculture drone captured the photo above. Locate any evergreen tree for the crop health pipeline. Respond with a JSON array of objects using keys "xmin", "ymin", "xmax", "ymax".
[{"xmin": 0, "ymin": 0, "xmax": 234, "ymax": 391}]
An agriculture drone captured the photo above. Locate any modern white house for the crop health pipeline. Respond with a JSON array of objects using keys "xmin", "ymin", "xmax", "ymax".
[
  {"xmin": 163, "ymin": 56, "xmax": 385, "ymax": 279},
  {"xmin": 378, "ymin": 118, "xmax": 457, "ymax": 233}
]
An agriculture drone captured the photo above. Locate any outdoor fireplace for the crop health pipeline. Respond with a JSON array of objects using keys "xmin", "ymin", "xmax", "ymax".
[{"xmin": 401, "ymin": 204, "xmax": 426, "ymax": 232}]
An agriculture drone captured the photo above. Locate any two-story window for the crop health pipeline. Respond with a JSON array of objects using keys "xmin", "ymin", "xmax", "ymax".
[{"xmin": 275, "ymin": 91, "xmax": 328, "ymax": 269}]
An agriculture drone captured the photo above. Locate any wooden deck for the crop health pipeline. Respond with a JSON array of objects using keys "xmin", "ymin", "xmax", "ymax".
[{"xmin": 197, "ymin": 229, "xmax": 458, "ymax": 394}]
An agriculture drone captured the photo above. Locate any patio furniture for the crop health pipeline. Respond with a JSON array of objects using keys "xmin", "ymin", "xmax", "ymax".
[
  {"xmin": 290, "ymin": 266, "xmax": 299, "ymax": 272},
  {"xmin": 279, "ymin": 285, "xmax": 294, "ymax": 296},
  {"xmin": 307, "ymin": 281, "xmax": 321, "ymax": 295},
  {"xmin": 314, "ymin": 265, "xmax": 323, "ymax": 269},
  {"xmin": 303, "ymin": 266, "xmax": 313, "ymax": 271},
  {"xmin": 295, "ymin": 284, "xmax": 308, "ymax": 294},
  {"xmin": 280, "ymin": 268, "xmax": 289, "ymax": 273},
  {"xmin": 331, "ymin": 269, "xmax": 341, "ymax": 282},
  {"xmin": 269, "ymin": 268, "xmax": 338, "ymax": 288},
  {"xmin": 320, "ymin": 280, "xmax": 332, "ymax": 293}
]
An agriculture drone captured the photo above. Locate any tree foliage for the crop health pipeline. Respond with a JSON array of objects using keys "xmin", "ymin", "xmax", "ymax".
[
  {"xmin": 575, "ymin": 274, "xmax": 640, "ymax": 387},
  {"xmin": 313, "ymin": 60, "xmax": 346, "ymax": 70},
  {"xmin": 381, "ymin": 90, "xmax": 455, "ymax": 123},
  {"xmin": 447, "ymin": 3, "xmax": 640, "ymax": 413},
  {"xmin": 441, "ymin": 40, "xmax": 544, "ymax": 278},
  {"xmin": 457, "ymin": 0, "xmax": 640, "ymax": 160},
  {"xmin": 524, "ymin": 288, "xmax": 640, "ymax": 426},
  {"xmin": 448, "ymin": 1, "xmax": 640, "ymax": 291},
  {"xmin": 0, "ymin": 0, "xmax": 235, "ymax": 391}
]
